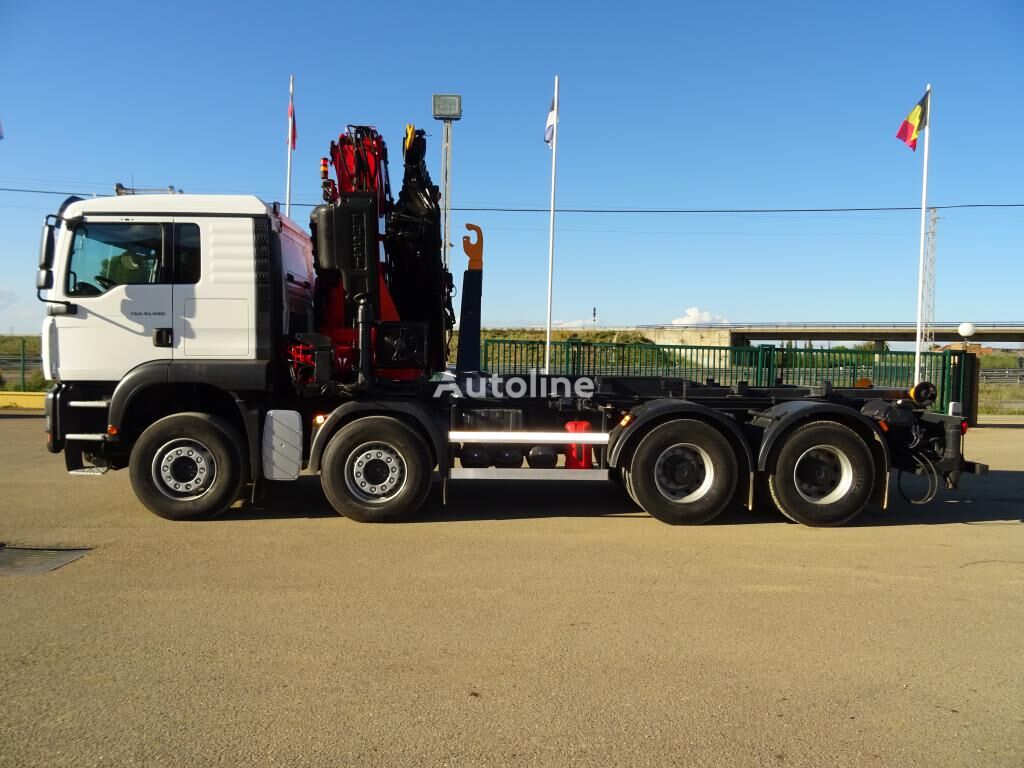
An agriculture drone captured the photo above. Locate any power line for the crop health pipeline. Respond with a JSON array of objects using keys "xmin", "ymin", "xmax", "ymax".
[{"xmin": 1, "ymin": 185, "xmax": 1023, "ymax": 215}]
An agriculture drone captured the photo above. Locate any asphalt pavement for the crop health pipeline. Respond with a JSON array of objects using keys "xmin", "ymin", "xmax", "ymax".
[{"xmin": 1, "ymin": 412, "xmax": 1022, "ymax": 767}]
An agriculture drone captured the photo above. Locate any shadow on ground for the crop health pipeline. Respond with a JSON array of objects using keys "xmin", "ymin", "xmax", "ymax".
[
  {"xmin": 223, "ymin": 470, "xmax": 1023, "ymax": 527},
  {"xmin": 9, "ymin": 409, "xmax": 1014, "ymax": 527}
]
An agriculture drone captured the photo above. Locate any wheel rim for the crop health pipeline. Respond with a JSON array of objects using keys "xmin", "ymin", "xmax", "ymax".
[
  {"xmin": 344, "ymin": 441, "xmax": 408, "ymax": 504},
  {"xmin": 653, "ymin": 443, "xmax": 715, "ymax": 503},
  {"xmin": 151, "ymin": 438, "xmax": 217, "ymax": 501},
  {"xmin": 793, "ymin": 444, "xmax": 854, "ymax": 505}
]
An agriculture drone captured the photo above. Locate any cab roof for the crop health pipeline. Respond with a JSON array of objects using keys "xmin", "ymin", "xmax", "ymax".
[{"xmin": 61, "ymin": 194, "xmax": 274, "ymax": 218}]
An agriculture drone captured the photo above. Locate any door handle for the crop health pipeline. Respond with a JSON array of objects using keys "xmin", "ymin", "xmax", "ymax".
[{"xmin": 153, "ymin": 328, "xmax": 173, "ymax": 347}]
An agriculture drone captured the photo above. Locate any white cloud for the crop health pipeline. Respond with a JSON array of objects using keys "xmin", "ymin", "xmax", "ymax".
[
  {"xmin": 671, "ymin": 306, "xmax": 729, "ymax": 325},
  {"xmin": 553, "ymin": 319, "xmax": 593, "ymax": 329}
]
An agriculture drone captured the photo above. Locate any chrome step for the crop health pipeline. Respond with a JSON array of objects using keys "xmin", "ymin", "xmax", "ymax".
[
  {"xmin": 449, "ymin": 430, "xmax": 610, "ymax": 445},
  {"xmin": 69, "ymin": 466, "xmax": 107, "ymax": 476},
  {"xmin": 65, "ymin": 433, "xmax": 107, "ymax": 441},
  {"xmin": 450, "ymin": 468, "xmax": 609, "ymax": 481},
  {"xmin": 68, "ymin": 400, "xmax": 110, "ymax": 409}
]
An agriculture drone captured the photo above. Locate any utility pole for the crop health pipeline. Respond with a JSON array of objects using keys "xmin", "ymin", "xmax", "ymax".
[{"xmin": 921, "ymin": 207, "xmax": 939, "ymax": 351}]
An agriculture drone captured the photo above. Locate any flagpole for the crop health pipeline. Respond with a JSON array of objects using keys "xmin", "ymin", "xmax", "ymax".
[
  {"xmin": 544, "ymin": 75, "xmax": 559, "ymax": 374},
  {"xmin": 913, "ymin": 83, "xmax": 931, "ymax": 385},
  {"xmin": 285, "ymin": 74, "xmax": 294, "ymax": 218}
]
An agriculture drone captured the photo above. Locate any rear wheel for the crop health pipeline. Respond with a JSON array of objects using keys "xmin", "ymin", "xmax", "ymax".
[
  {"xmin": 320, "ymin": 416, "xmax": 433, "ymax": 522},
  {"xmin": 629, "ymin": 419, "xmax": 738, "ymax": 525},
  {"xmin": 766, "ymin": 421, "xmax": 874, "ymax": 527},
  {"xmin": 129, "ymin": 413, "xmax": 246, "ymax": 520},
  {"xmin": 619, "ymin": 467, "xmax": 640, "ymax": 506}
]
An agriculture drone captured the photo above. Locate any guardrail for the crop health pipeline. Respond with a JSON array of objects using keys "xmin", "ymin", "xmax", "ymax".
[
  {"xmin": 481, "ymin": 339, "xmax": 973, "ymax": 415},
  {"xmin": 980, "ymin": 369, "xmax": 1024, "ymax": 384}
]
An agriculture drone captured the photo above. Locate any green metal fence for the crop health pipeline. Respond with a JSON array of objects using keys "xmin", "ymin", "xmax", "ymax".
[
  {"xmin": 0, "ymin": 338, "xmax": 44, "ymax": 392},
  {"xmin": 480, "ymin": 339, "xmax": 971, "ymax": 415}
]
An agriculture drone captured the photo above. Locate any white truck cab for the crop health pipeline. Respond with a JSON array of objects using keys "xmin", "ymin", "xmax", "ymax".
[
  {"xmin": 39, "ymin": 193, "xmax": 314, "ymax": 506},
  {"xmin": 40, "ymin": 194, "xmax": 312, "ymax": 383}
]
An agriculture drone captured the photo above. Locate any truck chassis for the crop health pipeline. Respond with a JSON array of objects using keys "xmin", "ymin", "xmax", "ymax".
[{"xmin": 36, "ymin": 121, "xmax": 987, "ymax": 526}]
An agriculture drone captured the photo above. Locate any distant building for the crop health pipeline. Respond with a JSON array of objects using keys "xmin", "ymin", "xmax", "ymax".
[{"xmin": 936, "ymin": 342, "xmax": 997, "ymax": 355}]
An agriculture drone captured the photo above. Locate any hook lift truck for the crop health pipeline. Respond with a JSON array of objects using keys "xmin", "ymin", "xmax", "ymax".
[{"xmin": 36, "ymin": 122, "xmax": 986, "ymax": 526}]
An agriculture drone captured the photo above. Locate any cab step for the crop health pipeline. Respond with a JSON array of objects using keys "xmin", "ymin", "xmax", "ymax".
[{"xmin": 69, "ymin": 466, "xmax": 108, "ymax": 476}]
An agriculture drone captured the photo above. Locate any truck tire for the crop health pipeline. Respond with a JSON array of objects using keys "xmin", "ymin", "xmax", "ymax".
[
  {"xmin": 766, "ymin": 421, "xmax": 874, "ymax": 527},
  {"xmin": 320, "ymin": 416, "xmax": 432, "ymax": 523},
  {"xmin": 629, "ymin": 419, "xmax": 738, "ymax": 525},
  {"xmin": 129, "ymin": 413, "xmax": 246, "ymax": 521}
]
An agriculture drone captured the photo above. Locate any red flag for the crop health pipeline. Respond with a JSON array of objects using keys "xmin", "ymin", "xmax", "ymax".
[{"xmin": 288, "ymin": 94, "xmax": 297, "ymax": 150}]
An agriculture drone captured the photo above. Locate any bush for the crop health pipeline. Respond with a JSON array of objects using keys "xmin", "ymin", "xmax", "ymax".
[{"xmin": 0, "ymin": 370, "xmax": 48, "ymax": 391}]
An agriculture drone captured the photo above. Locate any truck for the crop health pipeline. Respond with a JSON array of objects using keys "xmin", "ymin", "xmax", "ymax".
[{"xmin": 36, "ymin": 122, "xmax": 987, "ymax": 526}]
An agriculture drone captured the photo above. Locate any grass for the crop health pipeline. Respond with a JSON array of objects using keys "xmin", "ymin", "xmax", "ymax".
[
  {"xmin": 0, "ymin": 335, "xmax": 41, "ymax": 356},
  {"xmin": 0, "ymin": 335, "xmax": 45, "ymax": 391},
  {"xmin": 0, "ymin": 371, "xmax": 48, "ymax": 392},
  {"xmin": 975, "ymin": 352, "xmax": 1024, "ymax": 369},
  {"xmin": 977, "ymin": 383, "xmax": 1024, "ymax": 415}
]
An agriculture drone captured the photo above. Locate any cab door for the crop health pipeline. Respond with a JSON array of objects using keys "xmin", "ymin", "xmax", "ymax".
[
  {"xmin": 170, "ymin": 216, "xmax": 256, "ymax": 361},
  {"xmin": 52, "ymin": 218, "xmax": 174, "ymax": 382}
]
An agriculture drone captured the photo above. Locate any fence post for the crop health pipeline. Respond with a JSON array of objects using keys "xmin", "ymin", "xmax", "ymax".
[
  {"xmin": 20, "ymin": 337, "xmax": 27, "ymax": 391},
  {"xmin": 938, "ymin": 349, "xmax": 952, "ymax": 414},
  {"xmin": 765, "ymin": 345, "xmax": 777, "ymax": 385}
]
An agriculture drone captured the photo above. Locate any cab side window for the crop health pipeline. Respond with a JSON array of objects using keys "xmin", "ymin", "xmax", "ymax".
[
  {"xmin": 66, "ymin": 223, "xmax": 163, "ymax": 297},
  {"xmin": 174, "ymin": 223, "xmax": 201, "ymax": 284}
]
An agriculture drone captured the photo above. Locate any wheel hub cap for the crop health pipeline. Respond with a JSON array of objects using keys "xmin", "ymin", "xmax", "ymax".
[
  {"xmin": 654, "ymin": 443, "xmax": 716, "ymax": 504},
  {"xmin": 151, "ymin": 439, "xmax": 217, "ymax": 501},
  {"xmin": 344, "ymin": 442, "xmax": 408, "ymax": 503},
  {"xmin": 793, "ymin": 445, "xmax": 854, "ymax": 505}
]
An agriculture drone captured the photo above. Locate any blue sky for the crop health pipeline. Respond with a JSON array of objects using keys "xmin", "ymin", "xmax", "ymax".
[{"xmin": 1, "ymin": 0, "xmax": 1022, "ymax": 333}]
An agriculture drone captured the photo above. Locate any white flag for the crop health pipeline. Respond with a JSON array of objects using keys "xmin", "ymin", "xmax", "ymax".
[{"xmin": 544, "ymin": 98, "xmax": 557, "ymax": 144}]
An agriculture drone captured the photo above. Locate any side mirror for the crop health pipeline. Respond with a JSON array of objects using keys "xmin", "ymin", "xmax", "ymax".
[
  {"xmin": 36, "ymin": 269, "xmax": 53, "ymax": 290},
  {"xmin": 39, "ymin": 219, "xmax": 56, "ymax": 269},
  {"xmin": 46, "ymin": 302, "xmax": 77, "ymax": 316}
]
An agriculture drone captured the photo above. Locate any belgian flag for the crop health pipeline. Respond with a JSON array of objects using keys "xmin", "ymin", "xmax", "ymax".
[{"xmin": 896, "ymin": 91, "xmax": 929, "ymax": 151}]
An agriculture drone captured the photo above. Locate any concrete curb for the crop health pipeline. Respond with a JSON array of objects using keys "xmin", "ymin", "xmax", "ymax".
[{"xmin": 1, "ymin": 392, "xmax": 46, "ymax": 409}]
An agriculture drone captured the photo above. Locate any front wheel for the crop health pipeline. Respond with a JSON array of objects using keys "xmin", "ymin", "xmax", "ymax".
[
  {"xmin": 629, "ymin": 419, "xmax": 738, "ymax": 525},
  {"xmin": 766, "ymin": 421, "xmax": 874, "ymax": 527},
  {"xmin": 320, "ymin": 416, "xmax": 433, "ymax": 522},
  {"xmin": 129, "ymin": 413, "xmax": 246, "ymax": 520}
]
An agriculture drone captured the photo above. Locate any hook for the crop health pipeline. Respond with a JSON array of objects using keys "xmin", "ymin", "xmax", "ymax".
[{"xmin": 462, "ymin": 224, "xmax": 483, "ymax": 270}]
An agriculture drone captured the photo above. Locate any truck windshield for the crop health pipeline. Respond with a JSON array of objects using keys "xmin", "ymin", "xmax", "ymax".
[{"xmin": 66, "ymin": 223, "xmax": 163, "ymax": 296}]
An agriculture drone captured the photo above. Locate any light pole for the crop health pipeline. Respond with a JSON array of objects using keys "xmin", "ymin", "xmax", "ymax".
[
  {"xmin": 432, "ymin": 94, "xmax": 462, "ymax": 269},
  {"xmin": 957, "ymin": 322, "xmax": 976, "ymax": 349}
]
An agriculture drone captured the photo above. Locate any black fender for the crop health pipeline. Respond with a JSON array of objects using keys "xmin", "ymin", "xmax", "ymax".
[
  {"xmin": 752, "ymin": 400, "xmax": 892, "ymax": 509},
  {"xmin": 107, "ymin": 361, "xmax": 172, "ymax": 432},
  {"xmin": 307, "ymin": 400, "xmax": 448, "ymax": 475},
  {"xmin": 608, "ymin": 399, "xmax": 756, "ymax": 509},
  {"xmin": 107, "ymin": 360, "xmax": 266, "ymax": 481}
]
